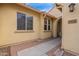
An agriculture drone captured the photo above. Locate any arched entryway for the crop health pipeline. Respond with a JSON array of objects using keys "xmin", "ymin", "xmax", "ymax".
[
  {"xmin": 53, "ymin": 17, "xmax": 62, "ymax": 38},
  {"xmin": 57, "ymin": 18, "xmax": 62, "ymax": 38}
]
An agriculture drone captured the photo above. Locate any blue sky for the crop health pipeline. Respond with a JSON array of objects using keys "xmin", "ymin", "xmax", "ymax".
[{"xmin": 26, "ymin": 3, "xmax": 55, "ymax": 12}]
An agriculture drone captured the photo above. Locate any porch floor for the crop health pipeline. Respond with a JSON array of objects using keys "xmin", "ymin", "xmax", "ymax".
[{"xmin": 17, "ymin": 38, "xmax": 61, "ymax": 56}]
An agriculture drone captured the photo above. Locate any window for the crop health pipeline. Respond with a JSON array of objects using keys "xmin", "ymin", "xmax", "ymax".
[
  {"xmin": 17, "ymin": 13, "xmax": 33, "ymax": 30},
  {"xmin": 44, "ymin": 18, "xmax": 47, "ymax": 30},
  {"xmin": 17, "ymin": 13, "xmax": 26, "ymax": 30},
  {"xmin": 44, "ymin": 18, "xmax": 51, "ymax": 31},
  {"xmin": 27, "ymin": 16, "xmax": 33, "ymax": 30},
  {"xmin": 48, "ymin": 19, "xmax": 50, "ymax": 30}
]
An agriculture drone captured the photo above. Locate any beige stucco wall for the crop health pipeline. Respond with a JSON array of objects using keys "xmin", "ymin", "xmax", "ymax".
[
  {"xmin": 0, "ymin": 4, "xmax": 53, "ymax": 46},
  {"xmin": 62, "ymin": 3, "xmax": 79, "ymax": 53},
  {"xmin": 49, "ymin": 6, "xmax": 62, "ymax": 38},
  {"xmin": 40, "ymin": 14, "xmax": 53, "ymax": 39}
]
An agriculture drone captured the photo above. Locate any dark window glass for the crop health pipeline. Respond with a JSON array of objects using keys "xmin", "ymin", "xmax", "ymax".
[
  {"xmin": 44, "ymin": 18, "xmax": 47, "ymax": 25},
  {"xmin": 17, "ymin": 13, "xmax": 26, "ymax": 30},
  {"xmin": 44, "ymin": 18, "xmax": 47, "ymax": 30},
  {"xmin": 48, "ymin": 20, "xmax": 50, "ymax": 30},
  {"xmin": 44, "ymin": 25, "xmax": 47, "ymax": 30},
  {"xmin": 44, "ymin": 18, "xmax": 51, "ymax": 31},
  {"xmin": 27, "ymin": 16, "xmax": 33, "ymax": 30},
  {"xmin": 48, "ymin": 20, "xmax": 50, "ymax": 25},
  {"xmin": 48, "ymin": 25, "xmax": 50, "ymax": 30},
  {"xmin": 17, "ymin": 13, "xmax": 33, "ymax": 30}
]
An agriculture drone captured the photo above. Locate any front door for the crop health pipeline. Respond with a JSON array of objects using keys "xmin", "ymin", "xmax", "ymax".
[{"xmin": 57, "ymin": 18, "xmax": 62, "ymax": 38}]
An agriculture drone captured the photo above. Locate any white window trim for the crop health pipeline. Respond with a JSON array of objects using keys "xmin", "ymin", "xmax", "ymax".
[
  {"xmin": 44, "ymin": 17, "xmax": 51, "ymax": 31},
  {"xmin": 16, "ymin": 12, "xmax": 33, "ymax": 32},
  {"xmin": 25, "ymin": 16, "xmax": 33, "ymax": 30}
]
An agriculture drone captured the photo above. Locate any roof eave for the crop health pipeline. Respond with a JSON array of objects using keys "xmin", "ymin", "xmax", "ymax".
[
  {"xmin": 16, "ymin": 3, "xmax": 56, "ymax": 19},
  {"xmin": 16, "ymin": 3, "xmax": 42, "ymax": 14}
]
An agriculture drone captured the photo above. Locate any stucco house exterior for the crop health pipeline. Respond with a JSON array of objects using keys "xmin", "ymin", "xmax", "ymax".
[
  {"xmin": 50, "ymin": 3, "xmax": 79, "ymax": 56},
  {"xmin": 62, "ymin": 3, "xmax": 79, "ymax": 55},
  {"xmin": 48, "ymin": 3, "xmax": 79, "ymax": 56},
  {"xmin": 48, "ymin": 4, "xmax": 62, "ymax": 38},
  {"xmin": 0, "ymin": 3, "xmax": 56, "ymax": 55},
  {"xmin": 1, "ymin": 3, "xmax": 79, "ymax": 56}
]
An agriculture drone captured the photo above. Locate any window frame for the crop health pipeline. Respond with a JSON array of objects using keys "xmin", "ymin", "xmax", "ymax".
[
  {"xmin": 44, "ymin": 17, "xmax": 51, "ymax": 31},
  {"xmin": 17, "ymin": 12, "xmax": 26, "ymax": 30},
  {"xmin": 26, "ymin": 16, "xmax": 33, "ymax": 30},
  {"xmin": 17, "ymin": 12, "xmax": 33, "ymax": 31}
]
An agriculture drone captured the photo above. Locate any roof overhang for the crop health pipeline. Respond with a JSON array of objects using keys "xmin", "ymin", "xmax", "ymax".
[{"xmin": 16, "ymin": 3, "xmax": 56, "ymax": 19}]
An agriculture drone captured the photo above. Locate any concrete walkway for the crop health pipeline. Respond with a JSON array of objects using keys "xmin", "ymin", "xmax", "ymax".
[{"xmin": 17, "ymin": 38, "xmax": 61, "ymax": 56}]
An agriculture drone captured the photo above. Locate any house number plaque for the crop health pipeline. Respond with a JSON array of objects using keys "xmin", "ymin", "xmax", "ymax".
[{"xmin": 68, "ymin": 19, "xmax": 77, "ymax": 24}]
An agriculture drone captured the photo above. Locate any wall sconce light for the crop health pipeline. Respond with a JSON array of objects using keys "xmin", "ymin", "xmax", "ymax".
[{"xmin": 68, "ymin": 3, "xmax": 75, "ymax": 12}]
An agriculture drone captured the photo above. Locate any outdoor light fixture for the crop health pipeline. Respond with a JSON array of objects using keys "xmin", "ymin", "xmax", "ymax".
[{"xmin": 68, "ymin": 3, "xmax": 75, "ymax": 12}]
